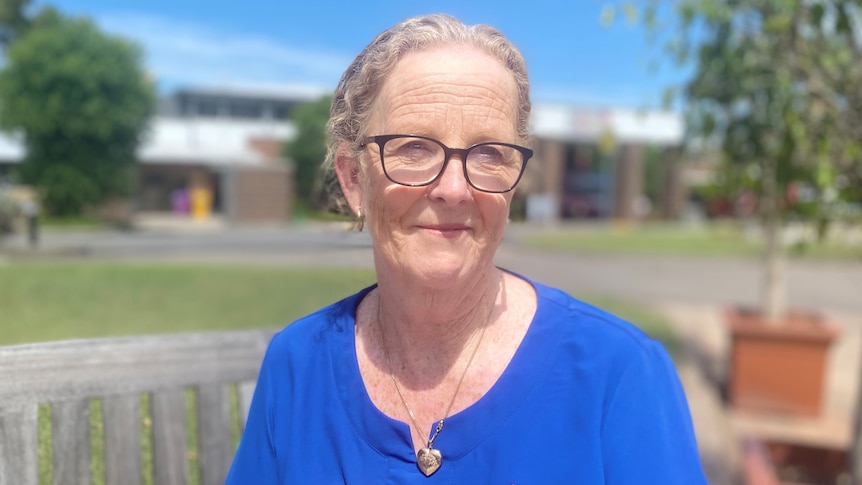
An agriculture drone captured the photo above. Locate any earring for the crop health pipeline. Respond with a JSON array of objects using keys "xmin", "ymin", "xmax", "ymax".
[{"xmin": 356, "ymin": 208, "xmax": 365, "ymax": 231}]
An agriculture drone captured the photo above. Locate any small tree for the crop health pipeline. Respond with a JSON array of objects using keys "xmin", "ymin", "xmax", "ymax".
[
  {"xmin": 0, "ymin": 14, "xmax": 155, "ymax": 216},
  {"xmin": 609, "ymin": 0, "xmax": 861, "ymax": 321},
  {"xmin": 283, "ymin": 95, "xmax": 332, "ymax": 209}
]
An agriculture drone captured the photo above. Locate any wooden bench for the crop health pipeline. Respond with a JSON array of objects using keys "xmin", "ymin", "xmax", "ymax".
[{"xmin": 0, "ymin": 329, "xmax": 275, "ymax": 485}]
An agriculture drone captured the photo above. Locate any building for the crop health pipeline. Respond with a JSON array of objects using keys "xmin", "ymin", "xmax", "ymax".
[
  {"xmin": 0, "ymin": 85, "xmax": 328, "ymax": 226},
  {"xmin": 0, "ymin": 85, "xmax": 688, "ymax": 225},
  {"xmin": 523, "ymin": 104, "xmax": 686, "ymax": 222},
  {"xmin": 136, "ymin": 85, "xmax": 327, "ymax": 225}
]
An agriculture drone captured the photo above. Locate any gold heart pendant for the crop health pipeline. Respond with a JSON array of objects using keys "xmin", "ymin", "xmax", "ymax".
[{"xmin": 417, "ymin": 447, "xmax": 442, "ymax": 476}]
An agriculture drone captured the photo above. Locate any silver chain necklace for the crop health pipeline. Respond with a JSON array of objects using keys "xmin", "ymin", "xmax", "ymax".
[{"xmin": 376, "ymin": 293, "xmax": 493, "ymax": 477}]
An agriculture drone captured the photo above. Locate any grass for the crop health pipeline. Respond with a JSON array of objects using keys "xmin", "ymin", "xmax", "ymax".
[
  {"xmin": 5, "ymin": 261, "xmax": 677, "ymax": 485},
  {"xmin": 0, "ymin": 262, "xmax": 377, "ymax": 345},
  {"xmin": 0, "ymin": 261, "xmax": 677, "ymax": 349},
  {"xmin": 518, "ymin": 221, "xmax": 861, "ymax": 260},
  {"xmin": 39, "ymin": 215, "xmax": 111, "ymax": 230},
  {"xmin": 0, "ymin": 261, "xmax": 678, "ymax": 354}
]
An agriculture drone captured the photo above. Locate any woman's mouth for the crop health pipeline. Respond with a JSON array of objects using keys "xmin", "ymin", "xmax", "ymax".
[{"xmin": 418, "ymin": 224, "xmax": 471, "ymax": 237}]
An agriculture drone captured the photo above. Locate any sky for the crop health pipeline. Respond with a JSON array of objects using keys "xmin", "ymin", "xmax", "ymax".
[{"xmin": 34, "ymin": 0, "xmax": 689, "ymax": 110}]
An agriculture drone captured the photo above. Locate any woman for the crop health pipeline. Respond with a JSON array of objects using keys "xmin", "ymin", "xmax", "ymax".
[{"xmin": 227, "ymin": 14, "xmax": 706, "ymax": 483}]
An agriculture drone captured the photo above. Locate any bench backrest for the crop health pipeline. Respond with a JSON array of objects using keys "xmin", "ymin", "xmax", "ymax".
[{"xmin": 0, "ymin": 329, "xmax": 275, "ymax": 485}]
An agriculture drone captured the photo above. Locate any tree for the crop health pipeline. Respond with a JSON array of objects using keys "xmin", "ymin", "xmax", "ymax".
[
  {"xmin": 0, "ymin": 14, "xmax": 155, "ymax": 216},
  {"xmin": 609, "ymin": 0, "xmax": 861, "ymax": 321},
  {"xmin": 283, "ymin": 95, "xmax": 332, "ymax": 209},
  {"xmin": 609, "ymin": 2, "xmax": 862, "ymax": 478}
]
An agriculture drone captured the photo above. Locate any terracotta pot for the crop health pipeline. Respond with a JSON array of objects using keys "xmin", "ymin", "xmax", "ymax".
[{"xmin": 727, "ymin": 307, "xmax": 839, "ymax": 416}]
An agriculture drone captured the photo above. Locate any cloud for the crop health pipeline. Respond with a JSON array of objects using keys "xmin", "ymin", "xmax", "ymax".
[{"xmin": 94, "ymin": 12, "xmax": 350, "ymax": 92}]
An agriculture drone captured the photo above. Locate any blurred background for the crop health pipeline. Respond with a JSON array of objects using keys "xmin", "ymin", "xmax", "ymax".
[{"xmin": 0, "ymin": 1, "xmax": 861, "ymax": 484}]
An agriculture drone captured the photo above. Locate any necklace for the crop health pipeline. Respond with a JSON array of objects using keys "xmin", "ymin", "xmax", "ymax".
[{"xmin": 376, "ymin": 293, "xmax": 493, "ymax": 477}]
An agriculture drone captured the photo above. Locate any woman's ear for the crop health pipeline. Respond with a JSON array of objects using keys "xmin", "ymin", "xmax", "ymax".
[{"xmin": 334, "ymin": 145, "xmax": 363, "ymax": 215}]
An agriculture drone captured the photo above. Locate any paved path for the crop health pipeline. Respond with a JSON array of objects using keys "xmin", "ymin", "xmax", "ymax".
[{"xmin": 496, "ymin": 244, "xmax": 862, "ymax": 314}]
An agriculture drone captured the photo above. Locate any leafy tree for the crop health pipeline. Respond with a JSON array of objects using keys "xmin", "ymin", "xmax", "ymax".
[
  {"xmin": 0, "ymin": 14, "xmax": 155, "ymax": 216},
  {"xmin": 608, "ymin": 6, "xmax": 862, "ymax": 478},
  {"xmin": 608, "ymin": 1, "xmax": 861, "ymax": 321},
  {"xmin": 283, "ymin": 95, "xmax": 332, "ymax": 208}
]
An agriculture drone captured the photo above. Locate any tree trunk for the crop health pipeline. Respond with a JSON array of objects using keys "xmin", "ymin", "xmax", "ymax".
[{"xmin": 761, "ymin": 159, "xmax": 786, "ymax": 323}]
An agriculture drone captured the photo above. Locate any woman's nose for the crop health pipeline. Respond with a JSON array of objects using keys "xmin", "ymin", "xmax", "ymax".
[{"xmin": 427, "ymin": 155, "xmax": 473, "ymax": 205}]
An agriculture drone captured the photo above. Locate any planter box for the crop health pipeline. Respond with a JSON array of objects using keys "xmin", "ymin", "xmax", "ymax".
[{"xmin": 728, "ymin": 308, "xmax": 839, "ymax": 416}]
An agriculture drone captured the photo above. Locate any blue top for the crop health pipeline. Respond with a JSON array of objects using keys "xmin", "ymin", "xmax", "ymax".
[{"xmin": 227, "ymin": 279, "xmax": 706, "ymax": 484}]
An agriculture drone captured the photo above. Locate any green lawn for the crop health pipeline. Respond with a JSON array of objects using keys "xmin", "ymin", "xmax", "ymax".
[
  {"xmin": 0, "ymin": 262, "xmax": 377, "ymax": 345},
  {"xmin": 519, "ymin": 222, "xmax": 861, "ymax": 260},
  {"xmin": 39, "ymin": 215, "xmax": 111, "ymax": 230},
  {"xmin": 0, "ymin": 261, "xmax": 676, "ymax": 349}
]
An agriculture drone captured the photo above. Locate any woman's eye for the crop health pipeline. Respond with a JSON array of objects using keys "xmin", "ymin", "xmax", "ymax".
[
  {"xmin": 472, "ymin": 145, "xmax": 505, "ymax": 163},
  {"xmin": 395, "ymin": 141, "xmax": 435, "ymax": 158},
  {"xmin": 477, "ymin": 146, "xmax": 502, "ymax": 157}
]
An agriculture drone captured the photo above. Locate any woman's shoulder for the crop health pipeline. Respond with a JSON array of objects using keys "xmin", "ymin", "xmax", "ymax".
[
  {"xmin": 528, "ymin": 280, "xmax": 685, "ymax": 409},
  {"xmin": 266, "ymin": 284, "xmax": 373, "ymax": 352},
  {"xmin": 530, "ymin": 279, "xmax": 667, "ymax": 362}
]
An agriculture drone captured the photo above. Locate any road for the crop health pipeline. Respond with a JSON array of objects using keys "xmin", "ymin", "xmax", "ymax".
[{"xmin": 3, "ymin": 222, "xmax": 861, "ymax": 314}]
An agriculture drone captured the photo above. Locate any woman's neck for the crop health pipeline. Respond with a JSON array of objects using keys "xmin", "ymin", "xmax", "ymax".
[{"xmin": 372, "ymin": 267, "xmax": 502, "ymax": 383}]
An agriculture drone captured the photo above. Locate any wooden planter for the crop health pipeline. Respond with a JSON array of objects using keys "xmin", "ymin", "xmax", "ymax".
[{"xmin": 728, "ymin": 308, "xmax": 839, "ymax": 417}]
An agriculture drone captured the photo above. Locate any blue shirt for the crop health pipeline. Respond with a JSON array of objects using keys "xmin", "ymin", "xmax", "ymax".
[{"xmin": 227, "ymin": 279, "xmax": 707, "ymax": 484}]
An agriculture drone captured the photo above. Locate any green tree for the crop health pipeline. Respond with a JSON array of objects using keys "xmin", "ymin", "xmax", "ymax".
[
  {"xmin": 0, "ymin": 14, "xmax": 155, "ymax": 216},
  {"xmin": 609, "ymin": 1, "xmax": 861, "ymax": 321},
  {"xmin": 283, "ymin": 95, "xmax": 331, "ymax": 208}
]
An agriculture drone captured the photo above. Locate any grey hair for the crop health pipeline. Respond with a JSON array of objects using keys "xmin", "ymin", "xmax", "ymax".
[{"xmin": 322, "ymin": 13, "xmax": 531, "ymax": 217}]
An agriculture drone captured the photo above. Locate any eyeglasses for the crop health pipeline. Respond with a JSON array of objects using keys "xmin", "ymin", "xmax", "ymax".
[{"xmin": 360, "ymin": 134, "xmax": 533, "ymax": 193}]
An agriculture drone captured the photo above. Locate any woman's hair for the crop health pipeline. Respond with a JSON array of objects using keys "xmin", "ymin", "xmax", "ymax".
[{"xmin": 322, "ymin": 14, "xmax": 531, "ymax": 216}]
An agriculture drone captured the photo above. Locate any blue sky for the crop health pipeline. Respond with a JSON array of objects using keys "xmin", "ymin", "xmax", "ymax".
[{"xmin": 37, "ymin": 0, "xmax": 688, "ymax": 110}]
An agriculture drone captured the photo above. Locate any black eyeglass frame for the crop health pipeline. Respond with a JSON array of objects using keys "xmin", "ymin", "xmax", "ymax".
[{"xmin": 360, "ymin": 134, "xmax": 533, "ymax": 194}]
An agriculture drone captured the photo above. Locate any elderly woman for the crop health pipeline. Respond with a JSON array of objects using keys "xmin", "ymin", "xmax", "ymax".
[{"xmin": 227, "ymin": 14, "xmax": 705, "ymax": 483}]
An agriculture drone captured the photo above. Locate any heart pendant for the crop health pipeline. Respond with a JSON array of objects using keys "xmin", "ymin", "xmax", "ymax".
[{"xmin": 417, "ymin": 447, "xmax": 442, "ymax": 476}]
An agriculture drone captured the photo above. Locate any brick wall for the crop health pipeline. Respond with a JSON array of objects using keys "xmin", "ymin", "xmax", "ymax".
[{"xmin": 230, "ymin": 165, "xmax": 293, "ymax": 224}]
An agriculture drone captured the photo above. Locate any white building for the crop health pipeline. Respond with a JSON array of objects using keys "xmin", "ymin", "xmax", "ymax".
[{"xmin": 0, "ymin": 86, "xmax": 687, "ymax": 223}]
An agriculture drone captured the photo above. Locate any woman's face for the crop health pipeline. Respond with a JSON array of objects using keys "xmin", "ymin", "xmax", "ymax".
[{"xmin": 341, "ymin": 45, "xmax": 520, "ymax": 288}]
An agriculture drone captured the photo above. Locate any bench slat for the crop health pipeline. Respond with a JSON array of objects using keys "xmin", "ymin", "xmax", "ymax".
[
  {"xmin": 198, "ymin": 383, "xmax": 232, "ymax": 485},
  {"xmin": 104, "ymin": 395, "xmax": 142, "ymax": 485},
  {"xmin": 0, "ymin": 329, "xmax": 274, "ymax": 407},
  {"xmin": 0, "ymin": 404, "xmax": 38, "ymax": 485},
  {"xmin": 51, "ymin": 399, "xmax": 91, "ymax": 485},
  {"xmin": 152, "ymin": 389, "xmax": 189, "ymax": 485}
]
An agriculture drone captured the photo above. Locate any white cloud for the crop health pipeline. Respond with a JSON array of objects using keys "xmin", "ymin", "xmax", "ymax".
[{"xmin": 93, "ymin": 12, "xmax": 351, "ymax": 92}]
